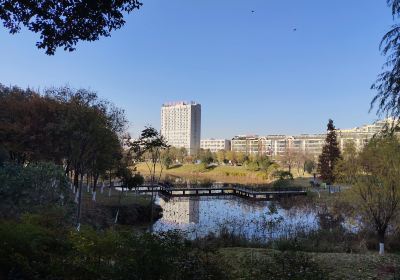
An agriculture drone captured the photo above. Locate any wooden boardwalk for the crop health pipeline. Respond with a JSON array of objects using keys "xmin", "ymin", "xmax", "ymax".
[{"xmin": 134, "ymin": 184, "xmax": 307, "ymax": 200}]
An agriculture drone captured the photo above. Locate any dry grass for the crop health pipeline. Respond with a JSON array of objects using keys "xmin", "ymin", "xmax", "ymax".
[{"xmin": 135, "ymin": 163, "xmax": 314, "ymax": 185}]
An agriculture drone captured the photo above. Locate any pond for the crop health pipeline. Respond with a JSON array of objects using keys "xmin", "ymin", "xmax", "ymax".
[{"xmin": 152, "ymin": 195, "xmax": 322, "ymax": 242}]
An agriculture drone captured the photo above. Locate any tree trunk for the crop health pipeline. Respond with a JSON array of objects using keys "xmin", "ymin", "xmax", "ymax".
[
  {"xmin": 92, "ymin": 174, "xmax": 98, "ymax": 202},
  {"xmin": 76, "ymin": 173, "xmax": 84, "ymax": 231},
  {"xmin": 86, "ymin": 174, "xmax": 90, "ymax": 193},
  {"xmin": 109, "ymin": 170, "xmax": 112, "ymax": 197},
  {"xmin": 378, "ymin": 231, "xmax": 385, "ymax": 255},
  {"xmin": 73, "ymin": 172, "xmax": 79, "ymax": 202}
]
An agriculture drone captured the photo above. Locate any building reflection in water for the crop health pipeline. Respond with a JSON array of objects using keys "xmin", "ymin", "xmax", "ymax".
[{"xmin": 158, "ymin": 197, "xmax": 200, "ymax": 224}]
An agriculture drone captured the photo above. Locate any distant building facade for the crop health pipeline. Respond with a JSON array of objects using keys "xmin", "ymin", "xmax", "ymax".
[
  {"xmin": 200, "ymin": 139, "xmax": 231, "ymax": 152},
  {"xmin": 230, "ymin": 119, "xmax": 390, "ymax": 158},
  {"xmin": 161, "ymin": 101, "xmax": 201, "ymax": 155},
  {"xmin": 231, "ymin": 135, "xmax": 261, "ymax": 155}
]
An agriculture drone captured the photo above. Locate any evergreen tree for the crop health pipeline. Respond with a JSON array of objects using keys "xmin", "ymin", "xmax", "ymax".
[{"xmin": 317, "ymin": 119, "xmax": 341, "ymax": 184}]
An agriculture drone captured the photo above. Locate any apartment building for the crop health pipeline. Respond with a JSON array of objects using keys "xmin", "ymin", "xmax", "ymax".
[
  {"xmin": 200, "ymin": 139, "xmax": 231, "ymax": 152},
  {"xmin": 231, "ymin": 135, "xmax": 261, "ymax": 155},
  {"xmin": 230, "ymin": 119, "xmax": 390, "ymax": 157}
]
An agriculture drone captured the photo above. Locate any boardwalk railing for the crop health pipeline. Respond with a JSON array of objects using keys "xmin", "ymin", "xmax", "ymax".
[{"xmin": 133, "ymin": 184, "xmax": 307, "ymax": 200}]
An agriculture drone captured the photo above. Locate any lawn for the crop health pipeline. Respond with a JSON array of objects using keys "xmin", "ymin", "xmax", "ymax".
[{"xmin": 80, "ymin": 186, "xmax": 152, "ymax": 207}]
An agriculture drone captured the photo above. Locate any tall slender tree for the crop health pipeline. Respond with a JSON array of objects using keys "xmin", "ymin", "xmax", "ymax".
[
  {"xmin": 317, "ymin": 119, "xmax": 341, "ymax": 184},
  {"xmin": 130, "ymin": 127, "xmax": 169, "ymax": 231}
]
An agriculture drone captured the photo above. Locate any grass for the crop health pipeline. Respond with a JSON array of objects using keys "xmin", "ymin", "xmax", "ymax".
[
  {"xmin": 219, "ymin": 247, "xmax": 400, "ymax": 280},
  {"xmin": 80, "ymin": 187, "xmax": 151, "ymax": 207},
  {"xmin": 135, "ymin": 163, "xmax": 314, "ymax": 185}
]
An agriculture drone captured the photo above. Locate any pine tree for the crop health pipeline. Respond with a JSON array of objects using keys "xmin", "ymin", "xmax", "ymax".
[{"xmin": 317, "ymin": 119, "xmax": 341, "ymax": 184}]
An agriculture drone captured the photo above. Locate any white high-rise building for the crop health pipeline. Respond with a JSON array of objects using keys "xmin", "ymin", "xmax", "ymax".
[{"xmin": 161, "ymin": 101, "xmax": 201, "ymax": 155}]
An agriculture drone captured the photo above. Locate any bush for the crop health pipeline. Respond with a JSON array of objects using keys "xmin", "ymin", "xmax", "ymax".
[
  {"xmin": 238, "ymin": 250, "xmax": 327, "ymax": 280},
  {"xmin": 273, "ymin": 170, "xmax": 294, "ymax": 180},
  {"xmin": 0, "ymin": 162, "xmax": 73, "ymax": 219},
  {"xmin": 0, "ymin": 218, "xmax": 230, "ymax": 280}
]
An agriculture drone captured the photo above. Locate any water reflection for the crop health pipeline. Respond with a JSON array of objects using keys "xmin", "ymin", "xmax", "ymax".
[
  {"xmin": 159, "ymin": 197, "xmax": 200, "ymax": 224},
  {"xmin": 153, "ymin": 195, "xmax": 319, "ymax": 241}
]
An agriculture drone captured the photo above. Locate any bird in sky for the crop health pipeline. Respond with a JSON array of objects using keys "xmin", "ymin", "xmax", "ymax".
[
  {"xmin": 251, "ymin": 10, "xmax": 255, "ymax": 13},
  {"xmin": 293, "ymin": 28, "xmax": 297, "ymax": 32}
]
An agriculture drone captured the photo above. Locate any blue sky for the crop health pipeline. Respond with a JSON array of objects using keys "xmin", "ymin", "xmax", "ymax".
[{"xmin": 0, "ymin": 0, "xmax": 394, "ymax": 138}]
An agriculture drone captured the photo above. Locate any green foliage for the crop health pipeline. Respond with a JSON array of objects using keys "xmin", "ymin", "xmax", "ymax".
[
  {"xmin": 244, "ymin": 155, "xmax": 272, "ymax": 172},
  {"xmin": 0, "ymin": 219, "xmax": 229, "ymax": 280},
  {"xmin": 0, "ymin": 162, "xmax": 73, "ymax": 219},
  {"xmin": 131, "ymin": 126, "xmax": 169, "ymax": 182},
  {"xmin": 317, "ymin": 119, "xmax": 341, "ymax": 184},
  {"xmin": 0, "ymin": 85, "xmax": 127, "ymax": 189},
  {"xmin": 371, "ymin": 1, "xmax": 400, "ymax": 120},
  {"xmin": 273, "ymin": 170, "xmax": 294, "ymax": 181},
  {"xmin": 126, "ymin": 173, "xmax": 145, "ymax": 190},
  {"xmin": 162, "ymin": 152, "xmax": 174, "ymax": 169},
  {"xmin": 304, "ymin": 159, "xmax": 315, "ymax": 174},
  {"xmin": 246, "ymin": 161, "xmax": 260, "ymax": 171},
  {"xmin": 334, "ymin": 140, "xmax": 358, "ymax": 184},
  {"xmin": 349, "ymin": 135, "xmax": 400, "ymax": 251}
]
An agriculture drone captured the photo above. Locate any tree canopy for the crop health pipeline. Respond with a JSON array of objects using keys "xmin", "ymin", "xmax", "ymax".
[
  {"xmin": 342, "ymin": 135, "xmax": 400, "ymax": 255},
  {"xmin": 371, "ymin": 0, "xmax": 400, "ymax": 123},
  {"xmin": 0, "ymin": 0, "xmax": 142, "ymax": 55}
]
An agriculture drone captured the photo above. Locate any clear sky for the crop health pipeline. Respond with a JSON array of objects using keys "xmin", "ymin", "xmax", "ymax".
[{"xmin": 0, "ymin": 0, "xmax": 394, "ymax": 138}]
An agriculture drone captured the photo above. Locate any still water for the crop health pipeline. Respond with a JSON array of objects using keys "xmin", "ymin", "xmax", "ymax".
[{"xmin": 152, "ymin": 195, "xmax": 320, "ymax": 241}]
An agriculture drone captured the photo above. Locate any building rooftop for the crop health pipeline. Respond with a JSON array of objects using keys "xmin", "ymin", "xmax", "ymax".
[{"xmin": 162, "ymin": 101, "xmax": 199, "ymax": 107}]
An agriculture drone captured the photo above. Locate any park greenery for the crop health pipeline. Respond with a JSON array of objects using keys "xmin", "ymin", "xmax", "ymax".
[
  {"xmin": 2, "ymin": 0, "xmax": 400, "ymax": 278},
  {"xmin": 2, "ymin": 84, "xmax": 400, "ymax": 278},
  {"xmin": 155, "ymin": 146, "xmax": 316, "ymax": 183}
]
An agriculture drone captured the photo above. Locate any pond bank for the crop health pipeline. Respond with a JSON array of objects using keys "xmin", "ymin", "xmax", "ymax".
[{"xmin": 81, "ymin": 191, "xmax": 162, "ymax": 228}]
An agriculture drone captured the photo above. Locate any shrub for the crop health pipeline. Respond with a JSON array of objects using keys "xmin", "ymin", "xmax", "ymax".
[
  {"xmin": 0, "ymin": 162, "xmax": 73, "ymax": 219},
  {"xmin": 238, "ymin": 250, "xmax": 327, "ymax": 280}
]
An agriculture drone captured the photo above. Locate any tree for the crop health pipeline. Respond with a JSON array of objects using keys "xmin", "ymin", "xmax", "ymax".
[
  {"xmin": 177, "ymin": 147, "xmax": 188, "ymax": 163},
  {"xmin": 161, "ymin": 150, "xmax": 174, "ymax": 169},
  {"xmin": 347, "ymin": 136, "xmax": 400, "ymax": 255},
  {"xmin": 0, "ymin": 0, "xmax": 142, "ymax": 55},
  {"xmin": 225, "ymin": 151, "xmax": 236, "ymax": 165},
  {"xmin": 45, "ymin": 86, "xmax": 127, "ymax": 228},
  {"xmin": 130, "ymin": 127, "xmax": 169, "ymax": 231},
  {"xmin": 216, "ymin": 150, "xmax": 226, "ymax": 164},
  {"xmin": 304, "ymin": 159, "xmax": 315, "ymax": 175},
  {"xmin": 334, "ymin": 140, "xmax": 358, "ymax": 184},
  {"xmin": 279, "ymin": 148, "xmax": 296, "ymax": 174},
  {"xmin": 257, "ymin": 155, "xmax": 272, "ymax": 172},
  {"xmin": 0, "ymin": 85, "xmax": 65, "ymax": 164},
  {"xmin": 371, "ymin": 0, "xmax": 400, "ymax": 124},
  {"xmin": 126, "ymin": 173, "xmax": 144, "ymax": 191},
  {"xmin": 199, "ymin": 149, "xmax": 213, "ymax": 165},
  {"xmin": 236, "ymin": 152, "xmax": 246, "ymax": 165},
  {"xmin": 317, "ymin": 119, "xmax": 341, "ymax": 184}
]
